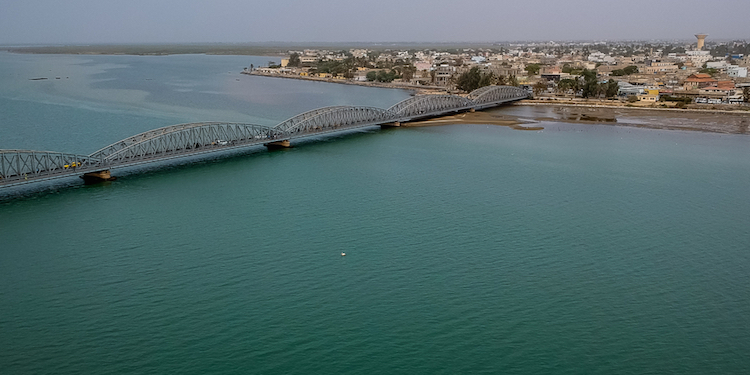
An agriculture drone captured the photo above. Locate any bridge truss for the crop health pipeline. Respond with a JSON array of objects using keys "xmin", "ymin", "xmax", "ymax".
[{"xmin": 1, "ymin": 85, "xmax": 528, "ymax": 187}]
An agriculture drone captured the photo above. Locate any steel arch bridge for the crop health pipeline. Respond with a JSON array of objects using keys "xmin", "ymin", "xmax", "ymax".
[
  {"xmin": 1, "ymin": 85, "xmax": 528, "ymax": 188},
  {"xmin": 388, "ymin": 94, "xmax": 475, "ymax": 120},
  {"xmin": 89, "ymin": 122, "xmax": 284, "ymax": 167},
  {"xmin": 468, "ymin": 85, "xmax": 528, "ymax": 107},
  {"xmin": 275, "ymin": 106, "xmax": 393, "ymax": 136},
  {"xmin": 0, "ymin": 150, "xmax": 101, "ymax": 185}
]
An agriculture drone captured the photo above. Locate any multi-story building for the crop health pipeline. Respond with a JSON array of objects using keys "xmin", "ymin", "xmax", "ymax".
[
  {"xmin": 684, "ymin": 73, "xmax": 718, "ymax": 89},
  {"xmin": 727, "ymin": 66, "xmax": 748, "ymax": 78},
  {"xmin": 434, "ymin": 65, "xmax": 455, "ymax": 86},
  {"xmin": 642, "ymin": 61, "xmax": 679, "ymax": 74}
]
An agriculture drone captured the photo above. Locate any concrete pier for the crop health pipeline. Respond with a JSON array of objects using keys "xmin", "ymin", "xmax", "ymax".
[
  {"xmin": 264, "ymin": 140, "xmax": 291, "ymax": 149},
  {"xmin": 80, "ymin": 170, "xmax": 116, "ymax": 184},
  {"xmin": 381, "ymin": 122, "xmax": 401, "ymax": 128}
]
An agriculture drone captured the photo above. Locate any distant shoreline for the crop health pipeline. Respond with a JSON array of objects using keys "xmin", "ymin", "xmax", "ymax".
[
  {"xmin": 244, "ymin": 70, "xmax": 449, "ymax": 95},
  {"xmin": 1, "ymin": 45, "xmax": 287, "ymax": 56},
  {"xmin": 517, "ymin": 100, "xmax": 750, "ymax": 115}
]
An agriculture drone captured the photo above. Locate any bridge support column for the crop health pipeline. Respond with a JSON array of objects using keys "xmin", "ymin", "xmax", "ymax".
[
  {"xmin": 265, "ymin": 140, "xmax": 291, "ymax": 149},
  {"xmin": 380, "ymin": 121, "xmax": 400, "ymax": 129},
  {"xmin": 80, "ymin": 170, "xmax": 116, "ymax": 184}
]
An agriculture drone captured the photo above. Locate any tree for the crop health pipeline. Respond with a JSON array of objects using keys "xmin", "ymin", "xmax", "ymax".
[
  {"xmin": 401, "ymin": 65, "xmax": 416, "ymax": 82},
  {"xmin": 366, "ymin": 70, "xmax": 396, "ymax": 82},
  {"xmin": 288, "ymin": 53, "xmax": 300, "ymax": 67},
  {"xmin": 611, "ymin": 65, "xmax": 638, "ymax": 76},
  {"xmin": 533, "ymin": 81, "xmax": 548, "ymax": 96},
  {"xmin": 699, "ymin": 67, "xmax": 720, "ymax": 76},
  {"xmin": 508, "ymin": 75, "xmax": 519, "ymax": 87},
  {"xmin": 525, "ymin": 63, "xmax": 541, "ymax": 75},
  {"xmin": 604, "ymin": 79, "xmax": 619, "ymax": 99},
  {"xmin": 455, "ymin": 67, "xmax": 482, "ymax": 92},
  {"xmin": 744, "ymin": 87, "xmax": 750, "ymax": 103},
  {"xmin": 455, "ymin": 67, "xmax": 496, "ymax": 92},
  {"xmin": 580, "ymin": 69, "xmax": 599, "ymax": 98},
  {"xmin": 557, "ymin": 78, "xmax": 579, "ymax": 95}
]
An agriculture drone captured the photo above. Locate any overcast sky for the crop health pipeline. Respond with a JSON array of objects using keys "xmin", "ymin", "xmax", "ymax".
[{"xmin": 1, "ymin": 0, "xmax": 748, "ymax": 44}]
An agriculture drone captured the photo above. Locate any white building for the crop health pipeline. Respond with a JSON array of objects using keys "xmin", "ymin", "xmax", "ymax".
[
  {"xmin": 727, "ymin": 66, "xmax": 748, "ymax": 78},
  {"xmin": 706, "ymin": 61, "xmax": 730, "ymax": 69},
  {"xmin": 686, "ymin": 50, "xmax": 712, "ymax": 65}
]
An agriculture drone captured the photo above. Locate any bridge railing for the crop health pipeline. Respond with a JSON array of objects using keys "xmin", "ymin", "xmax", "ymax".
[
  {"xmin": 92, "ymin": 123, "xmax": 283, "ymax": 167},
  {"xmin": 2, "ymin": 86, "xmax": 529, "ymax": 187},
  {"xmin": 0, "ymin": 150, "xmax": 100, "ymax": 185}
]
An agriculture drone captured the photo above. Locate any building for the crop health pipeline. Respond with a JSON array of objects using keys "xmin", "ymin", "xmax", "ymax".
[
  {"xmin": 618, "ymin": 82, "xmax": 645, "ymax": 96},
  {"xmin": 697, "ymin": 81, "xmax": 740, "ymax": 103},
  {"xmin": 706, "ymin": 61, "xmax": 730, "ymax": 70},
  {"xmin": 686, "ymin": 50, "xmax": 712, "ymax": 65},
  {"xmin": 434, "ymin": 65, "xmax": 455, "ymax": 86},
  {"xmin": 684, "ymin": 73, "xmax": 718, "ymax": 89},
  {"xmin": 727, "ymin": 66, "xmax": 748, "ymax": 78},
  {"xmin": 642, "ymin": 61, "xmax": 679, "ymax": 74},
  {"xmin": 638, "ymin": 88, "xmax": 660, "ymax": 102}
]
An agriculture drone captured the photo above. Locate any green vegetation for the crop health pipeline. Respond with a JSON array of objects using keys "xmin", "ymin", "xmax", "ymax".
[
  {"xmin": 561, "ymin": 64, "xmax": 584, "ymax": 75},
  {"xmin": 627, "ymin": 95, "xmax": 639, "ymax": 103},
  {"xmin": 743, "ymin": 87, "xmax": 750, "ymax": 103},
  {"xmin": 699, "ymin": 68, "xmax": 720, "ymax": 76},
  {"xmin": 533, "ymin": 81, "xmax": 548, "ymax": 96},
  {"xmin": 287, "ymin": 53, "xmax": 300, "ymax": 67},
  {"xmin": 557, "ymin": 78, "xmax": 579, "ymax": 94},
  {"xmin": 525, "ymin": 63, "xmax": 541, "ymax": 75},
  {"xmin": 603, "ymin": 79, "xmax": 619, "ymax": 98},
  {"xmin": 611, "ymin": 65, "xmax": 638, "ymax": 76},
  {"xmin": 659, "ymin": 95, "xmax": 693, "ymax": 104},
  {"xmin": 454, "ymin": 67, "xmax": 497, "ymax": 92},
  {"xmin": 581, "ymin": 69, "xmax": 599, "ymax": 98},
  {"xmin": 366, "ymin": 70, "xmax": 398, "ymax": 83}
]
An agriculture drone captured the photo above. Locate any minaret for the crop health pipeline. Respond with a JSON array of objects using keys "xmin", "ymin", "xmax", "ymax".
[{"xmin": 695, "ymin": 34, "xmax": 708, "ymax": 50}]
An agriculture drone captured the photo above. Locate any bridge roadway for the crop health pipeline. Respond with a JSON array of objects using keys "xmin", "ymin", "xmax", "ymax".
[{"xmin": 1, "ymin": 85, "xmax": 528, "ymax": 188}]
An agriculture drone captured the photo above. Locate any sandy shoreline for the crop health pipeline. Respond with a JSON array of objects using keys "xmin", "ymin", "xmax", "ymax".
[
  {"xmin": 401, "ymin": 104, "xmax": 750, "ymax": 135},
  {"xmin": 402, "ymin": 112, "xmax": 544, "ymax": 131}
]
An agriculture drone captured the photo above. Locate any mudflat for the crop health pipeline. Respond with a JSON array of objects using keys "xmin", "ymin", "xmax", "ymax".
[{"xmin": 411, "ymin": 104, "xmax": 750, "ymax": 134}]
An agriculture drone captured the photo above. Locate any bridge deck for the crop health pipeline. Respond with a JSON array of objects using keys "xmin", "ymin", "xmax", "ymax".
[{"xmin": 1, "ymin": 86, "xmax": 528, "ymax": 187}]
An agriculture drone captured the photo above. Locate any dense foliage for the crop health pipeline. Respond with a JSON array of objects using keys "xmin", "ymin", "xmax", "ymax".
[
  {"xmin": 610, "ymin": 66, "xmax": 639, "ymax": 76},
  {"xmin": 287, "ymin": 53, "xmax": 300, "ymax": 67},
  {"xmin": 366, "ymin": 70, "xmax": 398, "ymax": 82},
  {"xmin": 454, "ymin": 67, "xmax": 497, "ymax": 92},
  {"xmin": 525, "ymin": 63, "xmax": 541, "ymax": 75}
]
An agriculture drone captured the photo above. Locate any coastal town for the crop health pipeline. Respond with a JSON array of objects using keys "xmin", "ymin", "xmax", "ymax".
[{"xmin": 246, "ymin": 35, "xmax": 750, "ymax": 109}]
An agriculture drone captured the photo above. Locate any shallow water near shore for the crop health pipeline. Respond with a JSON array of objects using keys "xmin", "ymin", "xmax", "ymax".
[{"xmin": 2, "ymin": 53, "xmax": 750, "ymax": 374}]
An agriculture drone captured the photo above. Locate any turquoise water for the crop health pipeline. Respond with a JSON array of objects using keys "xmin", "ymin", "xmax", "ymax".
[{"xmin": 1, "ymin": 53, "xmax": 749, "ymax": 374}]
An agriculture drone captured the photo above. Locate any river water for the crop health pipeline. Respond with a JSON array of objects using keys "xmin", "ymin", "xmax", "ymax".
[{"xmin": 1, "ymin": 52, "xmax": 749, "ymax": 374}]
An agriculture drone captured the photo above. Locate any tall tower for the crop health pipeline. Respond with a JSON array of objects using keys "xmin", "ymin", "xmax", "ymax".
[{"xmin": 695, "ymin": 34, "xmax": 708, "ymax": 50}]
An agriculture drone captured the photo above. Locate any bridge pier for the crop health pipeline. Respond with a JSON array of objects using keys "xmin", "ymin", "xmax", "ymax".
[
  {"xmin": 380, "ymin": 121, "xmax": 400, "ymax": 128},
  {"xmin": 264, "ymin": 140, "xmax": 291, "ymax": 149},
  {"xmin": 80, "ymin": 170, "xmax": 116, "ymax": 184}
]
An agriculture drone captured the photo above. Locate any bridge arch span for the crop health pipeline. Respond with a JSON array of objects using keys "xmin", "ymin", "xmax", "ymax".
[
  {"xmin": 274, "ymin": 106, "xmax": 392, "ymax": 135},
  {"xmin": 90, "ymin": 122, "xmax": 281, "ymax": 165},
  {"xmin": 468, "ymin": 85, "xmax": 529, "ymax": 105},
  {"xmin": 388, "ymin": 95, "xmax": 474, "ymax": 119},
  {"xmin": 1, "ymin": 149, "xmax": 99, "ymax": 184}
]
